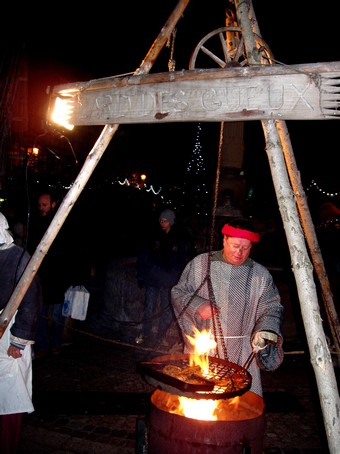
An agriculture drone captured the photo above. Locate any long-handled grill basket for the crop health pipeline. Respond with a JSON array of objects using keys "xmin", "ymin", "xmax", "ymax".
[{"xmin": 138, "ymin": 353, "xmax": 252, "ymax": 400}]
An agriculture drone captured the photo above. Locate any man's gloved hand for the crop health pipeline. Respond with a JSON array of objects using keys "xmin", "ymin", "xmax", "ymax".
[{"xmin": 252, "ymin": 331, "xmax": 278, "ymax": 353}]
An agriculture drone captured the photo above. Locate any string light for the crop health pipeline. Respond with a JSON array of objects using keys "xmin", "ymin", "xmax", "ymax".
[
  {"xmin": 116, "ymin": 178, "xmax": 161, "ymax": 195},
  {"xmin": 186, "ymin": 123, "xmax": 206, "ymax": 175},
  {"xmin": 184, "ymin": 123, "xmax": 210, "ymax": 216},
  {"xmin": 306, "ymin": 180, "xmax": 340, "ymax": 198}
]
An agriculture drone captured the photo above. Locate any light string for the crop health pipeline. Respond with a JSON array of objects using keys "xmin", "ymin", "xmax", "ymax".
[{"xmin": 307, "ymin": 180, "xmax": 340, "ymax": 198}]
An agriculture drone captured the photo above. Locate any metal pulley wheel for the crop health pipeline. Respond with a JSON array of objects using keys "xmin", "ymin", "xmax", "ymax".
[{"xmin": 189, "ymin": 26, "xmax": 273, "ymax": 70}]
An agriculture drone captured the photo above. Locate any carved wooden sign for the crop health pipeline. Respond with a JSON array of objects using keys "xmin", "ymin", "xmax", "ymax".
[{"xmin": 49, "ymin": 62, "xmax": 340, "ymax": 125}]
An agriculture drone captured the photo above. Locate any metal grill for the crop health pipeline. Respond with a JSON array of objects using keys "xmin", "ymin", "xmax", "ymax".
[{"xmin": 139, "ymin": 354, "xmax": 252, "ymax": 400}]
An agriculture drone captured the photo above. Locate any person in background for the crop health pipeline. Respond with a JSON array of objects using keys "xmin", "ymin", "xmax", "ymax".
[
  {"xmin": 26, "ymin": 191, "xmax": 70, "ymax": 359},
  {"xmin": 26, "ymin": 192, "xmax": 57, "ymax": 251},
  {"xmin": 0, "ymin": 212, "xmax": 43, "ymax": 453},
  {"xmin": 171, "ymin": 217, "xmax": 284, "ymax": 398},
  {"xmin": 135, "ymin": 208, "xmax": 194, "ymax": 348},
  {"xmin": 1, "ymin": 200, "xmax": 26, "ymax": 247}
]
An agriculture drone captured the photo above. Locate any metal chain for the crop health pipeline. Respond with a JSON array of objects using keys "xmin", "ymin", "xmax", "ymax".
[
  {"xmin": 176, "ymin": 122, "xmax": 228, "ymax": 360},
  {"xmin": 167, "ymin": 28, "xmax": 177, "ymax": 72},
  {"xmin": 208, "ymin": 122, "xmax": 228, "ymax": 360}
]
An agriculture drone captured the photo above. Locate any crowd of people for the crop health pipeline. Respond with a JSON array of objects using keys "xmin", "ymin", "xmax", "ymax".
[
  {"xmin": 0, "ymin": 185, "xmax": 288, "ymax": 450},
  {"xmin": 2, "ymin": 189, "xmax": 93, "ymax": 360},
  {"xmin": 0, "ymin": 188, "xmax": 94, "ymax": 452}
]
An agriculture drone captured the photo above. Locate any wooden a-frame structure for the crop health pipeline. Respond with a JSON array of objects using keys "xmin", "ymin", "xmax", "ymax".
[{"xmin": 1, "ymin": 1, "xmax": 339, "ymax": 451}]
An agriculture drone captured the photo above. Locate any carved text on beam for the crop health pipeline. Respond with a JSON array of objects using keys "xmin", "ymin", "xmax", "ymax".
[{"xmin": 49, "ymin": 63, "xmax": 340, "ymax": 125}]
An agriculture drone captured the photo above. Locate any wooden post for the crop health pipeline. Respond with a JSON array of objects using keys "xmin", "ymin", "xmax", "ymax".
[
  {"xmin": 0, "ymin": 124, "xmax": 118, "ymax": 336},
  {"xmin": 0, "ymin": 0, "xmax": 191, "ymax": 337},
  {"xmin": 235, "ymin": 1, "xmax": 340, "ymax": 452},
  {"xmin": 276, "ymin": 121, "xmax": 340, "ymax": 354}
]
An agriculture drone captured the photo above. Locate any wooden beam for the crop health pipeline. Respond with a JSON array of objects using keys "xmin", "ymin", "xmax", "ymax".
[{"xmin": 49, "ymin": 61, "xmax": 340, "ymax": 125}]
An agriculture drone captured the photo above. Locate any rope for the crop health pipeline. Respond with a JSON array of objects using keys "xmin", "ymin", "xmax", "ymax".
[
  {"xmin": 167, "ymin": 28, "xmax": 177, "ymax": 72},
  {"xmin": 40, "ymin": 314, "xmax": 182, "ymax": 355},
  {"xmin": 44, "ymin": 316, "xmax": 340, "ymax": 358}
]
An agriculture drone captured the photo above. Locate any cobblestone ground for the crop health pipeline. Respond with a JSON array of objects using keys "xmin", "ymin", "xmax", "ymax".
[{"xmin": 17, "ymin": 328, "xmax": 334, "ymax": 454}]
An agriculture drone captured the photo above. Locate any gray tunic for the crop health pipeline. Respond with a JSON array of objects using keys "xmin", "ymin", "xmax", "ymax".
[{"xmin": 171, "ymin": 250, "xmax": 284, "ymax": 397}]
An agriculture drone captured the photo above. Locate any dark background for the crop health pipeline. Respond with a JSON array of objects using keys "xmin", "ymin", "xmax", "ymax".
[{"xmin": 1, "ymin": 1, "xmax": 339, "ymax": 220}]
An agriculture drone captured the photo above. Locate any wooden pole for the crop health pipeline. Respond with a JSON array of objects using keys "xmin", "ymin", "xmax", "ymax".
[
  {"xmin": 0, "ymin": 124, "xmax": 118, "ymax": 336},
  {"xmin": 0, "ymin": 0, "xmax": 191, "ymax": 336},
  {"xmin": 248, "ymin": 0, "xmax": 340, "ymax": 356},
  {"xmin": 276, "ymin": 121, "xmax": 340, "ymax": 355},
  {"xmin": 235, "ymin": 1, "xmax": 340, "ymax": 452}
]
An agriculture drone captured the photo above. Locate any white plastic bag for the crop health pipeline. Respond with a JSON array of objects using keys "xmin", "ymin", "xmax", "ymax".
[{"xmin": 63, "ymin": 285, "xmax": 90, "ymax": 320}]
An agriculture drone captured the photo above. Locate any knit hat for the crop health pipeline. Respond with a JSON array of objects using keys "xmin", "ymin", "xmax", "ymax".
[
  {"xmin": 0, "ymin": 212, "xmax": 14, "ymax": 248},
  {"xmin": 159, "ymin": 209, "xmax": 175, "ymax": 226}
]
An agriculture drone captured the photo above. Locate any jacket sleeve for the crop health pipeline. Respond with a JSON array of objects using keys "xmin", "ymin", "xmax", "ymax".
[
  {"xmin": 171, "ymin": 254, "xmax": 210, "ymax": 338},
  {"xmin": 10, "ymin": 252, "xmax": 43, "ymax": 343},
  {"xmin": 253, "ymin": 272, "xmax": 285, "ymax": 371}
]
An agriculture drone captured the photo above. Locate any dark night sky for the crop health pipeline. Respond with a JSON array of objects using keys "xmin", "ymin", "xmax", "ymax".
[{"xmin": 3, "ymin": 1, "xmax": 339, "ymax": 196}]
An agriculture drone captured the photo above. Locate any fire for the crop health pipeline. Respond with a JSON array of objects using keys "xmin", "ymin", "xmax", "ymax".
[
  {"xmin": 153, "ymin": 390, "xmax": 263, "ymax": 422},
  {"xmin": 178, "ymin": 395, "xmax": 218, "ymax": 420},
  {"xmin": 185, "ymin": 327, "xmax": 216, "ymax": 375},
  {"xmin": 180, "ymin": 328, "xmax": 220, "ymax": 420}
]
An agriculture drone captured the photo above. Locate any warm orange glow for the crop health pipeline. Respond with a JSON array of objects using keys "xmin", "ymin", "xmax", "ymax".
[
  {"xmin": 27, "ymin": 147, "xmax": 39, "ymax": 156},
  {"xmin": 152, "ymin": 389, "xmax": 264, "ymax": 422},
  {"xmin": 50, "ymin": 95, "xmax": 75, "ymax": 130},
  {"xmin": 180, "ymin": 328, "xmax": 219, "ymax": 419},
  {"xmin": 186, "ymin": 327, "xmax": 216, "ymax": 374},
  {"xmin": 178, "ymin": 395, "xmax": 218, "ymax": 420},
  {"xmin": 152, "ymin": 329, "xmax": 260, "ymax": 422}
]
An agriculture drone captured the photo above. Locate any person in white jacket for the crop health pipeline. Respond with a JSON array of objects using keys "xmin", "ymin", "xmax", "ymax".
[{"xmin": 0, "ymin": 212, "xmax": 43, "ymax": 453}]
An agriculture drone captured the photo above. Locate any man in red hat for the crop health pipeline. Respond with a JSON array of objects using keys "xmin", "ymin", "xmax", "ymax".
[{"xmin": 171, "ymin": 217, "xmax": 284, "ymax": 398}]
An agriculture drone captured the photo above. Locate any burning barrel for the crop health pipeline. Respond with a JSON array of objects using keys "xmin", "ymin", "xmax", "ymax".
[
  {"xmin": 139, "ymin": 353, "xmax": 266, "ymax": 454},
  {"xmin": 148, "ymin": 389, "xmax": 266, "ymax": 454}
]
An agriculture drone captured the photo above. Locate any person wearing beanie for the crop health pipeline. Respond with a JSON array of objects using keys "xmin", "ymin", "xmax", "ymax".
[
  {"xmin": 0, "ymin": 212, "xmax": 43, "ymax": 452},
  {"xmin": 159, "ymin": 209, "xmax": 176, "ymax": 227},
  {"xmin": 136, "ymin": 208, "xmax": 195, "ymax": 348},
  {"xmin": 172, "ymin": 217, "xmax": 284, "ymax": 401}
]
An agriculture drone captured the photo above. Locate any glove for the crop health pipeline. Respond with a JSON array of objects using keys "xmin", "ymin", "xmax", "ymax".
[{"xmin": 252, "ymin": 331, "xmax": 278, "ymax": 353}]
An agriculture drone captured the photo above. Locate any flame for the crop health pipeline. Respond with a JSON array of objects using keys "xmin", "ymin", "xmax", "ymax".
[
  {"xmin": 185, "ymin": 327, "xmax": 216, "ymax": 375},
  {"xmin": 153, "ymin": 389, "xmax": 264, "ymax": 422},
  {"xmin": 178, "ymin": 395, "xmax": 218, "ymax": 420},
  {"xmin": 153, "ymin": 316, "xmax": 261, "ymax": 422},
  {"xmin": 180, "ymin": 328, "xmax": 219, "ymax": 420}
]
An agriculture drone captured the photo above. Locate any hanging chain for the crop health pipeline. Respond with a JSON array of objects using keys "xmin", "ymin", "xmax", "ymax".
[
  {"xmin": 176, "ymin": 274, "xmax": 209, "ymax": 320},
  {"xmin": 209, "ymin": 122, "xmax": 223, "ymax": 254},
  {"xmin": 175, "ymin": 122, "xmax": 228, "ymax": 360},
  {"xmin": 167, "ymin": 28, "xmax": 176, "ymax": 72},
  {"xmin": 207, "ymin": 122, "xmax": 228, "ymax": 360}
]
